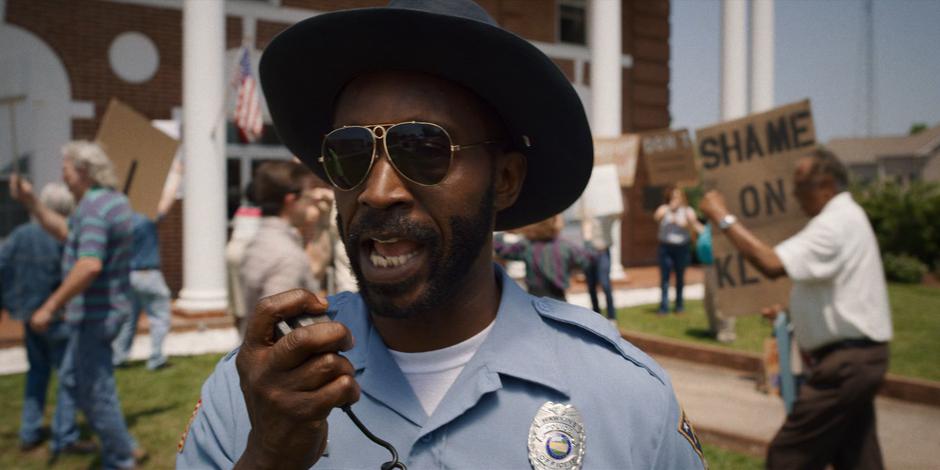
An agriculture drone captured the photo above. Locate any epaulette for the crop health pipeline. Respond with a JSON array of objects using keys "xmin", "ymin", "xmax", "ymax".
[{"xmin": 532, "ymin": 296, "xmax": 666, "ymax": 385}]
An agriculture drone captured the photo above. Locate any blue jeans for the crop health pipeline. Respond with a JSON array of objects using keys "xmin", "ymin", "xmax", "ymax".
[
  {"xmin": 59, "ymin": 317, "xmax": 136, "ymax": 469},
  {"xmin": 113, "ymin": 270, "xmax": 171, "ymax": 369},
  {"xmin": 586, "ymin": 248, "xmax": 616, "ymax": 319},
  {"xmin": 19, "ymin": 321, "xmax": 79, "ymax": 450},
  {"xmin": 658, "ymin": 243, "xmax": 690, "ymax": 313}
]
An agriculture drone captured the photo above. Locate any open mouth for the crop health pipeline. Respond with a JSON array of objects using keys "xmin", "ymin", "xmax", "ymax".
[
  {"xmin": 358, "ymin": 235, "xmax": 429, "ymax": 285},
  {"xmin": 369, "ymin": 238, "xmax": 420, "ymax": 268}
]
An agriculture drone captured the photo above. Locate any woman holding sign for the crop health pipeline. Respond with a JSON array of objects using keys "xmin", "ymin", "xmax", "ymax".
[{"xmin": 654, "ymin": 186, "xmax": 702, "ymax": 314}]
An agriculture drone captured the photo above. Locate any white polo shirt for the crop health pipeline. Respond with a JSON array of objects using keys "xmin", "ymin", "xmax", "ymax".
[{"xmin": 774, "ymin": 192, "xmax": 892, "ymax": 351}]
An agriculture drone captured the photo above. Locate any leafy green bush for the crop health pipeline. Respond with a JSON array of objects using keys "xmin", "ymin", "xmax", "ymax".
[
  {"xmin": 882, "ymin": 253, "xmax": 927, "ymax": 283},
  {"xmin": 853, "ymin": 181, "xmax": 940, "ymax": 272}
]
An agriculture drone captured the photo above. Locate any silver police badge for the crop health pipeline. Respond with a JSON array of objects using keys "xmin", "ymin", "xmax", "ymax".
[{"xmin": 527, "ymin": 402, "xmax": 585, "ymax": 470}]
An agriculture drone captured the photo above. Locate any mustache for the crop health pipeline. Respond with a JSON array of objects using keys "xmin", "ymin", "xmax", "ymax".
[{"xmin": 345, "ymin": 207, "xmax": 438, "ymax": 245}]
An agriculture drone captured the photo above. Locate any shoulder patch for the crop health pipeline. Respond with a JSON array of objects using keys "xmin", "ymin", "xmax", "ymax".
[
  {"xmin": 177, "ymin": 398, "xmax": 202, "ymax": 453},
  {"xmin": 678, "ymin": 408, "xmax": 707, "ymax": 468},
  {"xmin": 533, "ymin": 297, "xmax": 665, "ymax": 385}
]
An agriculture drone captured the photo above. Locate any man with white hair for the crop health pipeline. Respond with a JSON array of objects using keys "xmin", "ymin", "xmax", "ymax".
[
  {"xmin": 0, "ymin": 183, "xmax": 91, "ymax": 455},
  {"xmin": 11, "ymin": 140, "xmax": 143, "ymax": 469}
]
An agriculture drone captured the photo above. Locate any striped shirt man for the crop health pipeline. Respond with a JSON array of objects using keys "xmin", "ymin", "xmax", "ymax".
[
  {"xmin": 62, "ymin": 187, "xmax": 134, "ymax": 323},
  {"xmin": 494, "ymin": 233, "xmax": 595, "ymax": 301}
]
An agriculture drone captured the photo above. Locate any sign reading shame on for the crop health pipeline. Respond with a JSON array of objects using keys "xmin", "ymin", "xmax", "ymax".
[
  {"xmin": 641, "ymin": 128, "xmax": 698, "ymax": 186},
  {"xmin": 696, "ymin": 100, "xmax": 814, "ymax": 316}
]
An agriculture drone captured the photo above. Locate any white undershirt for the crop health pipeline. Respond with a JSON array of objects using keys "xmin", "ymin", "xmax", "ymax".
[{"xmin": 388, "ymin": 320, "xmax": 495, "ymax": 416}]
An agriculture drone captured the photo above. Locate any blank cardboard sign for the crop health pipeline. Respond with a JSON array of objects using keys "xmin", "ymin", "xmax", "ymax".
[
  {"xmin": 96, "ymin": 99, "xmax": 178, "ymax": 219},
  {"xmin": 695, "ymin": 99, "xmax": 815, "ymax": 316}
]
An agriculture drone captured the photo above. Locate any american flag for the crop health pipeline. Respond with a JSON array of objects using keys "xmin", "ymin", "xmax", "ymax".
[{"xmin": 233, "ymin": 47, "xmax": 263, "ymax": 143}]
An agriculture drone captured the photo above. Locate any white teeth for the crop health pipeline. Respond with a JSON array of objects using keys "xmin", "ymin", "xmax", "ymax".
[
  {"xmin": 373, "ymin": 238, "xmax": 400, "ymax": 244},
  {"xmin": 369, "ymin": 250, "xmax": 417, "ymax": 268}
]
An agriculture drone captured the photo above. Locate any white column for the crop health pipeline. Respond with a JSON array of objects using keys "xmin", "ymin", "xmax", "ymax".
[
  {"xmin": 177, "ymin": 0, "xmax": 227, "ymax": 312},
  {"xmin": 589, "ymin": 0, "xmax": 622, "ymax": 136},
  {"xmin": 589, "ymin": 0, "xmax": 626, "ymax": 279},
  {"xmin": 750, "ymin": 0, "xmax": 774, "ymax": 112},
  {"xmin": 720, "ymin": 0, "xmax": 748, "ymax": 120}
]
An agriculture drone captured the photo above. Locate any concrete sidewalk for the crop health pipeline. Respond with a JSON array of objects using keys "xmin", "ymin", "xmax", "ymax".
[
  {"xmin": 658, "ymin": 355, "xmax": 940, "ymax": 468},
  {"xmin": 0, "ymin": 281, "xmax": 702, "ymax": 375}
]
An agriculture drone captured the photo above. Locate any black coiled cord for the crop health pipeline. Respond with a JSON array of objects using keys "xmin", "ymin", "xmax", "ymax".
[{"xmin": 341, "ymin": 405, "xmax": 407, "ymax": 470}]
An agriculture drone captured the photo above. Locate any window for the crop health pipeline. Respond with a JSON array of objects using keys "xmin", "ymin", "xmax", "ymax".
[
  {"xmin": 0, "ymin": 98, "xmax": 31, "ymax": 238},
  {"xmin": 559, "ymin": 0, "xmax": 587, "ymax": 45}
]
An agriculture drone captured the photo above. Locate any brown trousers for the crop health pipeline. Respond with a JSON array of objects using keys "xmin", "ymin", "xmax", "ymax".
[{"xmin": 766, "ymin": 343, "xmax": 889, "ymax": 470}]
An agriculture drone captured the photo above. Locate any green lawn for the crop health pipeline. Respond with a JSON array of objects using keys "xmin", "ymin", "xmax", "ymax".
[
  {"xmin": 0, "ymin": 354, "xmax": 222, "ymax": 469},
  {"xmin": 615, "ymin": 283, "xmax": 940, "ymax": 382},
  {"xmin": 703, "ymin": 445, "xmax": 764, "ymax": 469},
  {"xmin": 0, "ymin": 353, "xmax": 764, "ymax": 469}
]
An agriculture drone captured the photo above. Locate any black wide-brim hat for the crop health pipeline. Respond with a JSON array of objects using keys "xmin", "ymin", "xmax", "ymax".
[{"xmin": 260, "ymin": 0, "xmax": 593, "ymax": 230}]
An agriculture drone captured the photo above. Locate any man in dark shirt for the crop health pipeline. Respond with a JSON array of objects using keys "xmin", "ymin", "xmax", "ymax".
[
  {"xmin": 112, "ymin": 211, "xmax": 171, "ymax": 370},
  {"xmin": 0, "ymin": 182, "xmax": 86, "ymax": 454}
]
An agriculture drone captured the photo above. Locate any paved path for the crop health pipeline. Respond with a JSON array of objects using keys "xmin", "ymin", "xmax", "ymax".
[{"xmin": 658, "ymin": 356, "xmax": 940, "ymax": 468}]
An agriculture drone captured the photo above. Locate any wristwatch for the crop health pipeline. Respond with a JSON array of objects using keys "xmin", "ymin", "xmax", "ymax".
[{"xmin": 718, "ymin": 214, "xmax": 738, "ymax": 231}]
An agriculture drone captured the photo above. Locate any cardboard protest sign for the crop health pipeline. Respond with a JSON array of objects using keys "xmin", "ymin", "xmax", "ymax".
[
  {"xmin": 594, "ymin": 135, "xmax": 640, "ymax": 187},
  {"xmin": 96, "ymin": 99, "xmax": 178, "ymax": 219},
  {"xmin": 696, "ymin": 99, "xmax": 814, "ymax": 316},
  {"xmin": 578, "ymin": 164, "xmax": 624, "ymax": 217},
  {"xmin": 565, "ymin": 136, "xmax": 637, "ymax": 221},
  {"xmin": 641, "ymin": 128, "xmax": 699, "ymax": 186}
]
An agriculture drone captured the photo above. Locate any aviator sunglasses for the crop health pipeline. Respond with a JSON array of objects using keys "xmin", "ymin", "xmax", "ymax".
[{"xmin": 318, "ymin": 121, "xmax": 499, "ymax": 190}]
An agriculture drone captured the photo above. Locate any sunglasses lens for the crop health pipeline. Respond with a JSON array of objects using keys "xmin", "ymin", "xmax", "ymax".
[
  {"xmin": 386, "ymin": 123, "xmax": 452, "ymax": 185},
  {"xmin": 322, "ymin": 127, "xmax": 375, "ymax": 190}
]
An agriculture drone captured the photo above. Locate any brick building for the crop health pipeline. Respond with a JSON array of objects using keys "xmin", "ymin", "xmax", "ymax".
[{"xmin": 0, "ymin": 0, "xmax": 672, "ymax": 298}]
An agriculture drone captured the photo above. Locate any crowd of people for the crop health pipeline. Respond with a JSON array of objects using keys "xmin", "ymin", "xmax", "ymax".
[{"xmin": 0, "ymin": 1, "xmax": 895, "ymax": 469}]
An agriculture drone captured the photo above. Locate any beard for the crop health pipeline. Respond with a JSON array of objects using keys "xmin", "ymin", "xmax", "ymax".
[{"xmin": 338, "ymin": 184, "xmax": 494, "ymax": 319}]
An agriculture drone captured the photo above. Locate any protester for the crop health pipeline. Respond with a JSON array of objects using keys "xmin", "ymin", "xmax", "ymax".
[
  {"xmin": 701, "ymin": 148, "xmax": 892, "ymax": 469},
  {"xmin": 111, "ymin": 211, "xmax": 171, "ymax": 370},
  {"xmin": 654, "ymin": 185, "xmax": 702, "ymax": 314},
  {"xmin": 494, "ymin": 215, "xmax": 594, "ymax": 302},
  {"xmin": 11, "ymin": 141, "xmax": 144, "ymax": 468},
  {"xmin": 695, "ymin": 222, "xmax": 736, "ymax": 343},
  {"xmin": 225, "ymin": 184, "xmax": 262, "ymax": 336},
  {"xmin": 0, "ymin": 182, "xmax": 89, "ymax": 455},
  {"xmin": 237, "ymin": 161, "xmax": 321, "ymax": 337},
  {"xmin": 301, "ymin": 186, "xmax": 336, "ymax": 293},
  {"xmin": 178, "ymin": 2, "xmax": 706, "ymax": 468},
  {"xmin": 582, "ymin": 213, "xmax": 619, "ymax": 321}
]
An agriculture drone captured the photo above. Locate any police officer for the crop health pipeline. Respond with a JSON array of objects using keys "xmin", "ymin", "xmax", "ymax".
[{"xmin": 178, "ymin": 1, "xmax": 706, "ymax": 468}]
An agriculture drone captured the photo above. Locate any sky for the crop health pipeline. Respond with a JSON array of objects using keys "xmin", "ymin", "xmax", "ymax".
[{"xmin": 670, "ymin": 0, "xmax": 940, "ymax": 143}]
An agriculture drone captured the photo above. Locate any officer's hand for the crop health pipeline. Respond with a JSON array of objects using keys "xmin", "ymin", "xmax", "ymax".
[
  {"xmin": 700, "ymin": 190, "xmax": 729, "ymax": 224},
  {"xmin": 234, "ymin": 289, "xmax": 359, "ymax": 470}
]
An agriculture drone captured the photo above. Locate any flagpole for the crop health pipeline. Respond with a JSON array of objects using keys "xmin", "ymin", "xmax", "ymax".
[{"xmin": 211, "ymin": 44, "xmax": 247, "ymax": 141}]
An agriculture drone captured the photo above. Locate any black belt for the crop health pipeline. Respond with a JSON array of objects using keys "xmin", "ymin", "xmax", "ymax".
[{"xmin": 809, "ymin": 338, "xmax": 883, "ymax": 362}]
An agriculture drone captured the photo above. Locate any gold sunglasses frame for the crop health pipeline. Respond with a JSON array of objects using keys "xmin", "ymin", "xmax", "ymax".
[{"xmin": 318, "ymin": 121, "xmax": 499, "ymax": 191}]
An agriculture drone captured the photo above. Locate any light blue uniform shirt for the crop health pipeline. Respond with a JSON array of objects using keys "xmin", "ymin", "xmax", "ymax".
[{"xmin": 178, "ymin": 266, "xmax": 706, "ymax": 469}]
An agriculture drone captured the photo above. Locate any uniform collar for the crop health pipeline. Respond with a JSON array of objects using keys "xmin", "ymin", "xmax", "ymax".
[{"xmin": 333, "ymin": 265, "xmax": 570, "ymax": 429}]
